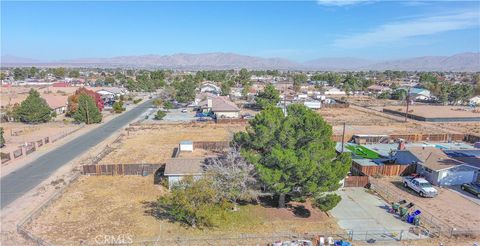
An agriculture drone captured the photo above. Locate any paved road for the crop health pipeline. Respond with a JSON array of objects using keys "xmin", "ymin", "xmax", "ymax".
[{"xmin": 0, "ymin": 100, "xmax": 153, "ymax": 208}]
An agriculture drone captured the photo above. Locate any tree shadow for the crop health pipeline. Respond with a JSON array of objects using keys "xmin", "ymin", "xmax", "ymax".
[
  {"xmin": 257, "ymin": 194, "xmax": 291, "ymax": 208},
  {"xmin": 391, "ymin": 181, "xmax": 418, "ymax": 196},
  {"xmin": 291, "ymin": 205, "xmax": 311, "ymax": 218},
  {"xmin": 141, "ymin": 200, "xmax": 173, "ymax": 222}
]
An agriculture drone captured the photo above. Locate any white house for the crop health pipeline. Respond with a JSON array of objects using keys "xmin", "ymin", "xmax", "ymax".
[
  {"xmin": 395, "ymin": 147, "xmax": 479, "ymax": 186},
  {"xmin": 200, "ymin": 83, "xmax": 221, "ymax": 95},
  {"xmin": 324, "ymin": 87, "xmax": 346, "ymax": 96},
  {"xmin": 469, "ymin": 96, "xmax": 480, "ymax": 106},
  {"xmin": 409, "ymin": 88, "xmax": 432, "ymax": 101},
  {"xmin": 303, "ymin": 100, "xmax": 321, "ymax": 109},
  {"xmin": 164, "ymin": 158, "xmax": 205, "ymax": 189},
  {"xmin": 95, "ymin": 87, "xmax": 128, "ymax": 99}
]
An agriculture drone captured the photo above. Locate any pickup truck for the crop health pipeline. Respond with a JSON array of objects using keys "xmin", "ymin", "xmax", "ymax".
[{"xmin": 403, "ymin": 176, "xmax": 438, "ymax": 198}]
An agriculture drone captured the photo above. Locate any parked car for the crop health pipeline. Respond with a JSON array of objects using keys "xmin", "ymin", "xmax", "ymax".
[
  {"xmin": 271, "ymin": 240, "xmax": 312, "ymax": 246},
  {"xmin": 181, "ymin": 109, "xmax": 188, "ymax": 113},
  {"xmin": 460, "ymin": 182, "xmax": 480, "ymax": 198},
  {"xmin": 403, "ymin": 176, "xmax": 438, "ymax": 197},
  {"xmin": 242, "ymin": 113, "xmax": 254, "ymax": 119}
]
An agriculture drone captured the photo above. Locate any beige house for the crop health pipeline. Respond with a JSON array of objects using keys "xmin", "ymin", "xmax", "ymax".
[{"xmin": 198, "ymin": 96, "xmax": 240, "ymax": 118}]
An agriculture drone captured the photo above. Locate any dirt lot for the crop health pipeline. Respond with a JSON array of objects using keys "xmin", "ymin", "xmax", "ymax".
[
  {"xmin": 317, "ymin": 107, "xmax": 449, "ymax": 135},
  {"xmin": 375, "ymin": 177, "xmax": 480, "ymax": 231},
  {"xmin": 99, "ymin": 123, "xmax": 247, "ymax": 164},
  {"xmin": 1, "ymin": 121, "xmax": 82, "ymax": 153},
  {"xmin": 383, "ymin": 105, "xmax": 480, "ymax": 119},
  {"xmin": 26, "ymin": 176, "xmax": 343, "ymax": 245},
  {"xmin": 336, "ymin": 95, "xmax": 403, "ymax": 107}
]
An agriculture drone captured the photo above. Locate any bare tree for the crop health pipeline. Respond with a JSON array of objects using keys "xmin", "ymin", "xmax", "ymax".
[{"xmin": 205, "ymin": 148, "xmax": 257, "ymax": 210}]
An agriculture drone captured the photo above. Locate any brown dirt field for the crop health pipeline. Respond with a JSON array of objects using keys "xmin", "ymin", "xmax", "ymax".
[
  {"xmin": 317, "ymin": 107, "xmax": 447, "ymax": 135},
  {"xmin": 376, "ymin": 177, "xmax": 480, "ymax": 231},
  {"xmin": 337, "ymin": 95, "xmax": 403, "ymax": 107},
  {"xmin": 26, "ymin": 176, "xmax": 342, "ymax": 245},
  {"xmin": 99, "ymin": 123, "xmax": 247, "ymax": 164},
  {"xmin": 384, "ymin": 105, "xmax": 480, "ymax": 118},
  {"xmin": 317, "ymin": 107, "xmax": 397, "ymax": 126}
]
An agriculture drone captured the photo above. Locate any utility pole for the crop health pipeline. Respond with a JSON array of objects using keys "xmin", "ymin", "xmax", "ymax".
[
  {"xmin": 405, "ymin": 87, "xmax": 411, "ymax": 122},
  {"xmin": 283, "ymin": 83, "xmax": 286, "ymax": 115},
  {"xmin": 341, "ymin": 122, "xmax": 346, "ymax": 153},
  {"xmin": 85, "ymin": 99, "xmax": 90, "ymax": 124}
]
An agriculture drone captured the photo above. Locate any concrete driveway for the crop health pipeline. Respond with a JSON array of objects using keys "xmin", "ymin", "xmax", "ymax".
[
  {"xmin": 162, "ymin": 108, "xmax": 197, "ymax": 122},
  {"xmin": 331, "ymin": 188, "xmax": 426, "ymax": 241},
  {"xmin": 447, "ymin": 185, "xmax": 480, "ymax": 205}
]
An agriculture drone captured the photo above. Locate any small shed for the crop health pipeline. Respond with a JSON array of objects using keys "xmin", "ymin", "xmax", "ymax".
[
  {"xmin": 179, "ymin": 141, "xmax": 193, "ymax": 152},
  {"xmin": 164, "ymin": 158, "xmax": 205, "ymax": 189}
]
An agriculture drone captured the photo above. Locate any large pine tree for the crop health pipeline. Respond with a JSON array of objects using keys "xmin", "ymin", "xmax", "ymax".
[
  {"xmin": 233, "ymin": 104, "xmax": 351, "ymax": 208},
  {"xmin": 74, "ymin": 94, "xmax": 102, "ymax": 124},
  {"xmin": 15, "ymin": 89, "xmax": 52, "ymax": 123}
]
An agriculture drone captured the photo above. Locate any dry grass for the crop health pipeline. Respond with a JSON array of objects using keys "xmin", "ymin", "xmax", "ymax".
[
  {"xmin": 26, "ymin": 176, "xmax": 342, "ymax": 245},
  {"xmin": 99, "ymin": 123, "xmax": 247, "ymax": 164}
]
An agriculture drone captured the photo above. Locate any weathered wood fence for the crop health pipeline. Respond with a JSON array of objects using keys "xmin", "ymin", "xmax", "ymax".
[
  {"xmin": 193, "ymin": 141, "xmax": 229, "ymax": 151},
  {"xmin": 82, "ymin": 163, "xmax": 163, "ymax": 176},
  {"xmin": 352, "ymin": 161, "xmax": 416, "ymax": 176},
  {"xmin": 344, "ymin": 175, "xmax": 369, "ymax": 187},
  {"xmin": 332, "ymin": 133, "xmax": 478, "ymax": 144}
]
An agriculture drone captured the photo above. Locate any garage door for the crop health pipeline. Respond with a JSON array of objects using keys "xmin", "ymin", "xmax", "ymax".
[{"xmin": 439, "ymin": 169, "xmax": 475, "ymax": 186}]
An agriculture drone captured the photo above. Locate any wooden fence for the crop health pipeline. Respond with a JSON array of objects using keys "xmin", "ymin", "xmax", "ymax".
[
  {"xmin": 215, "ymin": 118, "xmax": 249, "ymax": 124},
  {"xmin": 1, "ymin": 152, "xmax": 11, "ymax": 164},
  {"xmin": 389, "ymin": 133, "xmax": 465, "ymax": 142},
  {"xmin": 332, "ymin": 133, "xmax": 469, "ymax": 144},
  {"xmin": 464, "ymin": 134, "xmax": 480, "ymax": 144},
  {"xmin": 352, "ymin": 161, "xmax": 416, "ymax": 176},
  {"xmin": 322, "ymin": 102, "xmax": 350, "ymax": 108},
  {"xmin": 82, "ymin": 163, "xmax": 163, "ymax": 176},
  {"xmin": 193, "ymin": 141, "xmax": 230, "ymax": 151},
  {"xmin": 344, "ymin": 175, "xmax": 369, "ymax": 187}
]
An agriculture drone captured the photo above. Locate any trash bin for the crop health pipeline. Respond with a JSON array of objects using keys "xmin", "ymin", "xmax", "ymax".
[
  {"xmin": 392, "ymin": 203, "xmax": 400, "ymax": 214},
  {"xmin": 414, "ymin": 216, "xmax": 420, "ymax": 226}
]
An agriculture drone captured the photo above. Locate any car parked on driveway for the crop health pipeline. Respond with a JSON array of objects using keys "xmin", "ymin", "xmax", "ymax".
[
  {"xmin": 403, "ymin": 176, "xmax": 438, "ymax": 198},
  {"xmin": 461, "ymin": 182, "xmax": 480, "ymax": 198}
]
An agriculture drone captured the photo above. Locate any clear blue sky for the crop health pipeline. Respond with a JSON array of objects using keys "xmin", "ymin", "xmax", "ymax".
[{"xmin": 1, "ymin": 1, "xmax": 479, "ymax": 62}]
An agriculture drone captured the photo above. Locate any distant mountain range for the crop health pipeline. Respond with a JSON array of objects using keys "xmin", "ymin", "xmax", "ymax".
[{"xmin": 1, "ymin": 52, "xmax": 479, "ymax": 72}]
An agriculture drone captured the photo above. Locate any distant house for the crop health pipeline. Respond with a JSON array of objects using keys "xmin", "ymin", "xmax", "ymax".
[
  {"xmin": 469, "ymin": 96, "xmax": 480, "ymax": 106},
  {"xmin": 52, "ymin": 82, "xmax": 69, "ymax": 87},
  {"xmin": 43, "ymin": 95, "xmax": 68, "ymax": 115},
  {"xmin": 303, "ymin": 100, "xmax": 321, "ymax": 109},
  {"xmin": 95, "ymin": 87, "xmax": 127, "ymax": 100},
  {"xmin": 409, "ymin": 88, "xmax": 432, "ymax": 101},
  {"xmin": 395, "ymin": 147, "xmax": 479, "ymax": 186},
  {"xmin": 367, "ymin": 85, "xmax": 391, "ymax": 94},
  {"xmin": 200, "ymin": 83, "xmax": 221, "ymax": 95},
  {"xmin": 164, "ymin": 158, "xmax": 205, "ymax": 189},
  {"xmin": 324, "ymin": 87, "xmax": 346, "ymax": 96},
  {"xmin": 198, "ymin": 96, "xmax": 240, "ymax": 118}
]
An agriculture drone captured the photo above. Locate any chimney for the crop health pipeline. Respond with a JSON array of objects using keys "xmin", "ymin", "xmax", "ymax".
[
  {"xmin": 398, "ymin": 140, "xmax": 405, "ymax": 150},
  {"xmin": 207, "ymin": 98, "xmax": 212, "ymax": 108}
]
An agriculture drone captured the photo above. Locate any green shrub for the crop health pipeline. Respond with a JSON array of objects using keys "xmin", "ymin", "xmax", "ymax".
[
  {"xmin": 0, "ymin": 127, "xmax": 5, "ymax": 148},
  {"xmin": 113, "ymin": 101, "xmax": 125, "ymax": 113},
  {"xmin": 133, "ymin": 98, "xmax": 143, "ymax": 104},
  {"xmin": 157, "ymin": 177, "xmax": 232, "ymax": 228},
  {"xmin": 313, "ymin": 193, "xmax": 341, "ymax": 212},
  {"xmin": 154, "ymin": 110, "xmax": 166, "ymax": 120}
]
